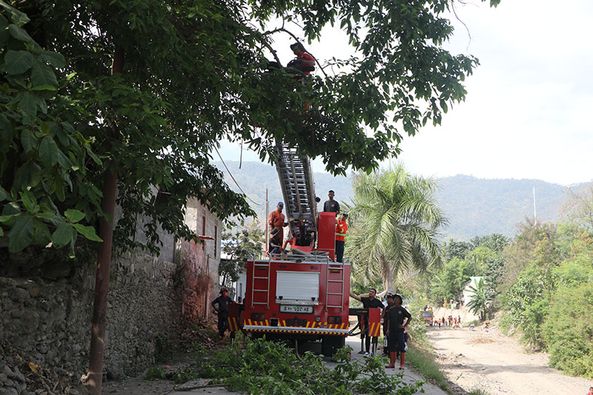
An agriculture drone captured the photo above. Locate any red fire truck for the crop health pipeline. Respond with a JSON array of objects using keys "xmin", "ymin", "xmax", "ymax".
[
  {"xmin": 242, "ymin": 212, "xmax": 350, "ymax": 356},
  {"xmin": 228, "ymin": 144, "xmax": 381, "ymax": 356}
]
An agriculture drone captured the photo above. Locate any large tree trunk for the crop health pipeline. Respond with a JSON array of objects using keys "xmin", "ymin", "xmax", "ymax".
[{"xmin": 86, "ymin": 48, "xmax": 124, "ymax": 395}]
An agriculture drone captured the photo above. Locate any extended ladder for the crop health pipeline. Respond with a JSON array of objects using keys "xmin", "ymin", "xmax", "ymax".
[{"xmin": 274, "ymin": 142, "xmax": 318, "ymax": 237}]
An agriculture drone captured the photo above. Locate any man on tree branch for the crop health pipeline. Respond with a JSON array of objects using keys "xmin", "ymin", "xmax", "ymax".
[{"xmin": 287, "ymin": 42, "xmax": 316, "ymax": 77}]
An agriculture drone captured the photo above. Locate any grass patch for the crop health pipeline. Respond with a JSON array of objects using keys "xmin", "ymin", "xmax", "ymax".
[
  {"xmin": 406, "ymin": 343, "xmax": 450, "ymax": 393},
  {"xmin": 144, "ymin": 366, "xmax": 166, "ymax": 380}
]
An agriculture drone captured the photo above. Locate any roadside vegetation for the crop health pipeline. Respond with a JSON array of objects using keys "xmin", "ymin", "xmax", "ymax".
[
  {"xmin": 193, "ymin": 337, "xmax": 423, "ymax": 395},
  {"xmin": 346, "ymin": 170, "xmax": 593, "ymax": 381},
  {"xmin": 500, "ymin": 221, "xmax": 593, "ymax": 377},
  {"xmin": 420, "ymin": 221, "xmax": 593, "ymax": 379},
  {"xmin": 406, "ymin": 343, "xmax": 450, "ymax": 393}
]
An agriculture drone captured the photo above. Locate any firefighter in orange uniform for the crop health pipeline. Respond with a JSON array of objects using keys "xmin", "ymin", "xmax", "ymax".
[
  {"xmin": 335, "ymin": 212, "xmax": 348, "ymax": 262},
  {"xmin": 268, "ymin": 202, "xmax": 288, "ymax": 246}
]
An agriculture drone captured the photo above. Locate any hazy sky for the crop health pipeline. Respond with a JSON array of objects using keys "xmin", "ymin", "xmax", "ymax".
[{"xmin": 217, "ymin": 0, "xmax": 593, "ymax": 186}]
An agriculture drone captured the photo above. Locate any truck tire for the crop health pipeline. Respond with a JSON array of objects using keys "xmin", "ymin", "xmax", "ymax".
[{"xmin": 321, "ymin": 336, "xmax": 345, "ymax": 357}]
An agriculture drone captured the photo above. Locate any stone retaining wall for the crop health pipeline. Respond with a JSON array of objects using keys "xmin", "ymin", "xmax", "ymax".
[{"xmin": 0, "ymin": 252, "xmax": 180, "ymax": 394}]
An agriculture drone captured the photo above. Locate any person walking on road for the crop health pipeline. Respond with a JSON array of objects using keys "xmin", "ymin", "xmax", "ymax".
[
  {"xmin": 211, "ymin": 288, "xmax": 232, "ymax": 339},
  {"xmin": 384, "ymin": 293, "xmax": 412, "ymax": 370}
]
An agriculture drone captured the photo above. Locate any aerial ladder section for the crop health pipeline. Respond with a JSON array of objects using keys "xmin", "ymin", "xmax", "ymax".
[{"xmin": 274, "ymin": 142, "xmax": 318, "ymax": 244}]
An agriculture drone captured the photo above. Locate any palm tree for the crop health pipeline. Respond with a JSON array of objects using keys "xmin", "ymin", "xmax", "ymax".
[
  {"xmin": 346, "ymin": 166, "xmax": 447, "ymax": 292},
  {"xmin": 466, "ymin": 278, "xmax": 491, "ymax": 321}
]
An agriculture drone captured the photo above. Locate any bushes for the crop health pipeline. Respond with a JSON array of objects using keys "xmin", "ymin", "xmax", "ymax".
[
  {"xmin": 198, "ymin": 337, "xmax": 423, "ymax": 395},
  {"xmin": 542, "ymin": 284, "xmax": 593, "ymax": 378},
  {"xmin": 500, "ymin": 224, "xmax": 593, "ymax": 377},
  {"xmin": 501, "ymin": 263, "xmax": 551, "ymax": 349}
]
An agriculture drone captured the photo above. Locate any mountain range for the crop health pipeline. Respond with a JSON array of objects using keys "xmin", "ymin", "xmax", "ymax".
[{"xmin": 214, "ymin": 161, "xmax": 589, "ymax": 240}]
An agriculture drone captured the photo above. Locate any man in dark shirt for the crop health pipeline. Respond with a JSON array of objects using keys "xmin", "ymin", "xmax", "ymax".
[
  {"xmin": 350, "ymin": 288, "xmax": 384, "ymax": 354},
  {"xmin": 211, "ymin": 288, "xmax": 232, "ymax": 339},
  {"xmin": 323, "ymin": 190, "xmax": 340, "ymax": 213},
  {"xmin": 384, "ymin": 293, "xmax": 412, "ymax": 369}
]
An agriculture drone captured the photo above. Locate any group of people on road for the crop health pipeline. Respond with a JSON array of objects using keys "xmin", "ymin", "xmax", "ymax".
[
  {"xmin": 351, "ymin": 289, "xmax": 412, "ymax": 370},
  {"xmin": 434, "ymin": 315, "xmax": 462, "ymax": 328},
  {"xmin": 267, "ymin": 189, "xmax": 348, "ymax": 262}
]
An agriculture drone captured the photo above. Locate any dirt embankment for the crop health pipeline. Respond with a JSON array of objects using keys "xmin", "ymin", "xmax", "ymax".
[{"xmin": 427, "ymin": 325, "xmax": 592, "ymax": 395}]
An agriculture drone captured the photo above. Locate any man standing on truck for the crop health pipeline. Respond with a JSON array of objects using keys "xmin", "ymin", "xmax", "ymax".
[
  {"xmin": 335, "ymin": 213, "xmax": 348, "ymax": 262},
  {"xmin": 323, "ymin": 190, "xmax": 340, "ymax": 213},
  {"xmin": 350, "ymin": 288, "xmax": 384, "ymax": 355},
  {"xmin": 268, "ymin": 202, "xmax": 288, "ymax": 245},
  {"xmin": 384, "ymin": 293, "xmax": 412, "ymax": 370},
  {"xmin": 211, "ymin": 288, "xmax": 232, "ymax": 339}
]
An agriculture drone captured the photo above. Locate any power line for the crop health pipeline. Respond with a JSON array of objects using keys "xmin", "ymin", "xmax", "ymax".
[{"xmin": 214, "ymin": 146, "xmax": 261, "ymax": 206}]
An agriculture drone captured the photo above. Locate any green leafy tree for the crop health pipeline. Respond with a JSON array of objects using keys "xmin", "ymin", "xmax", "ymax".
[
  {"xmin": 466, "ymin": 277, "xmax": 491, "ymax": 321},
  {"xmin": 542, "ymin": 284, "xmax": 593, "ymax": 378},
  {"xmin": 430, "ymin": 257, "xmax": 469, "ymax": 305},
  {"xmin": 502, "ymin": 224, "xmax": 593, "ymax": 370},
  {"xmin": 220, "ymin": 222, "xmax": 264, "ymax": 287},
  {"xmin": 500, "ymin": 222, "xmax": 558, "ymax": 294},
  {"xmin": 469, "ymin": 233, "xmax": 509, "ymax": 252},
  {"xmin": 466, "ymin": 244, "xmax": 504, "ymax": 300},
  {"xmin": 347, "ymin": 166, "xmax": 446, "ymax": 291},
  {"xmin": 562, "ymin": 185, "xmax": 593, "ymax": 232},
  {"xmin": 501, "ymin": 224, "xmax": 561, "ymax": 349},
  {"xmin": 0, "ymin": 3, "xmax": 101, "ymax": 253},
  {"xmin": 3, "ymin": 0, "xmax": 499, "ymax": 253},
  {"xmin": 442, "ymin": 239, "xmax": 472, "ymax": 261}
]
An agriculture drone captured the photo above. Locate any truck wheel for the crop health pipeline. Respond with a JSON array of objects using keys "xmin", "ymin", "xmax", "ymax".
[{"xmin": 321, "ymin": 336, "xmax": 345, "ymax": 357}]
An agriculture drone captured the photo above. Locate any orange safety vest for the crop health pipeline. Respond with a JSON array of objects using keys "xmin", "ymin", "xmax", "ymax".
[{"xmin": 336, "ymin": 219, "xmax": 348, "ymax": 241}]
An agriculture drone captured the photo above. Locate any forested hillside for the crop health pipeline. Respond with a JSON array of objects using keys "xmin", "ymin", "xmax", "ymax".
[{"xmin": 215, "ymin": 161, "xmax": 589, "ymax": 239}]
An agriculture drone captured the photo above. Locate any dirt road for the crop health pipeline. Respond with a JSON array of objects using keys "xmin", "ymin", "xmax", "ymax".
[{"xmin": 428, "ymin": 326, "xmax": 592, "ymax": 395}]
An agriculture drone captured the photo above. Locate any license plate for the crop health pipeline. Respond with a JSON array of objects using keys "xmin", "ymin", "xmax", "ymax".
[{"xmin": 280, "ymin": 305, "xmax": 313, "ymax": 314}]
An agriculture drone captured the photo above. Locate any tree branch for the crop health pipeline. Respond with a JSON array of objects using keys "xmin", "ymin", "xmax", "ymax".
[{"xmin": 259, "ymin": 38, "xmax": 283, "ymax": 66}]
